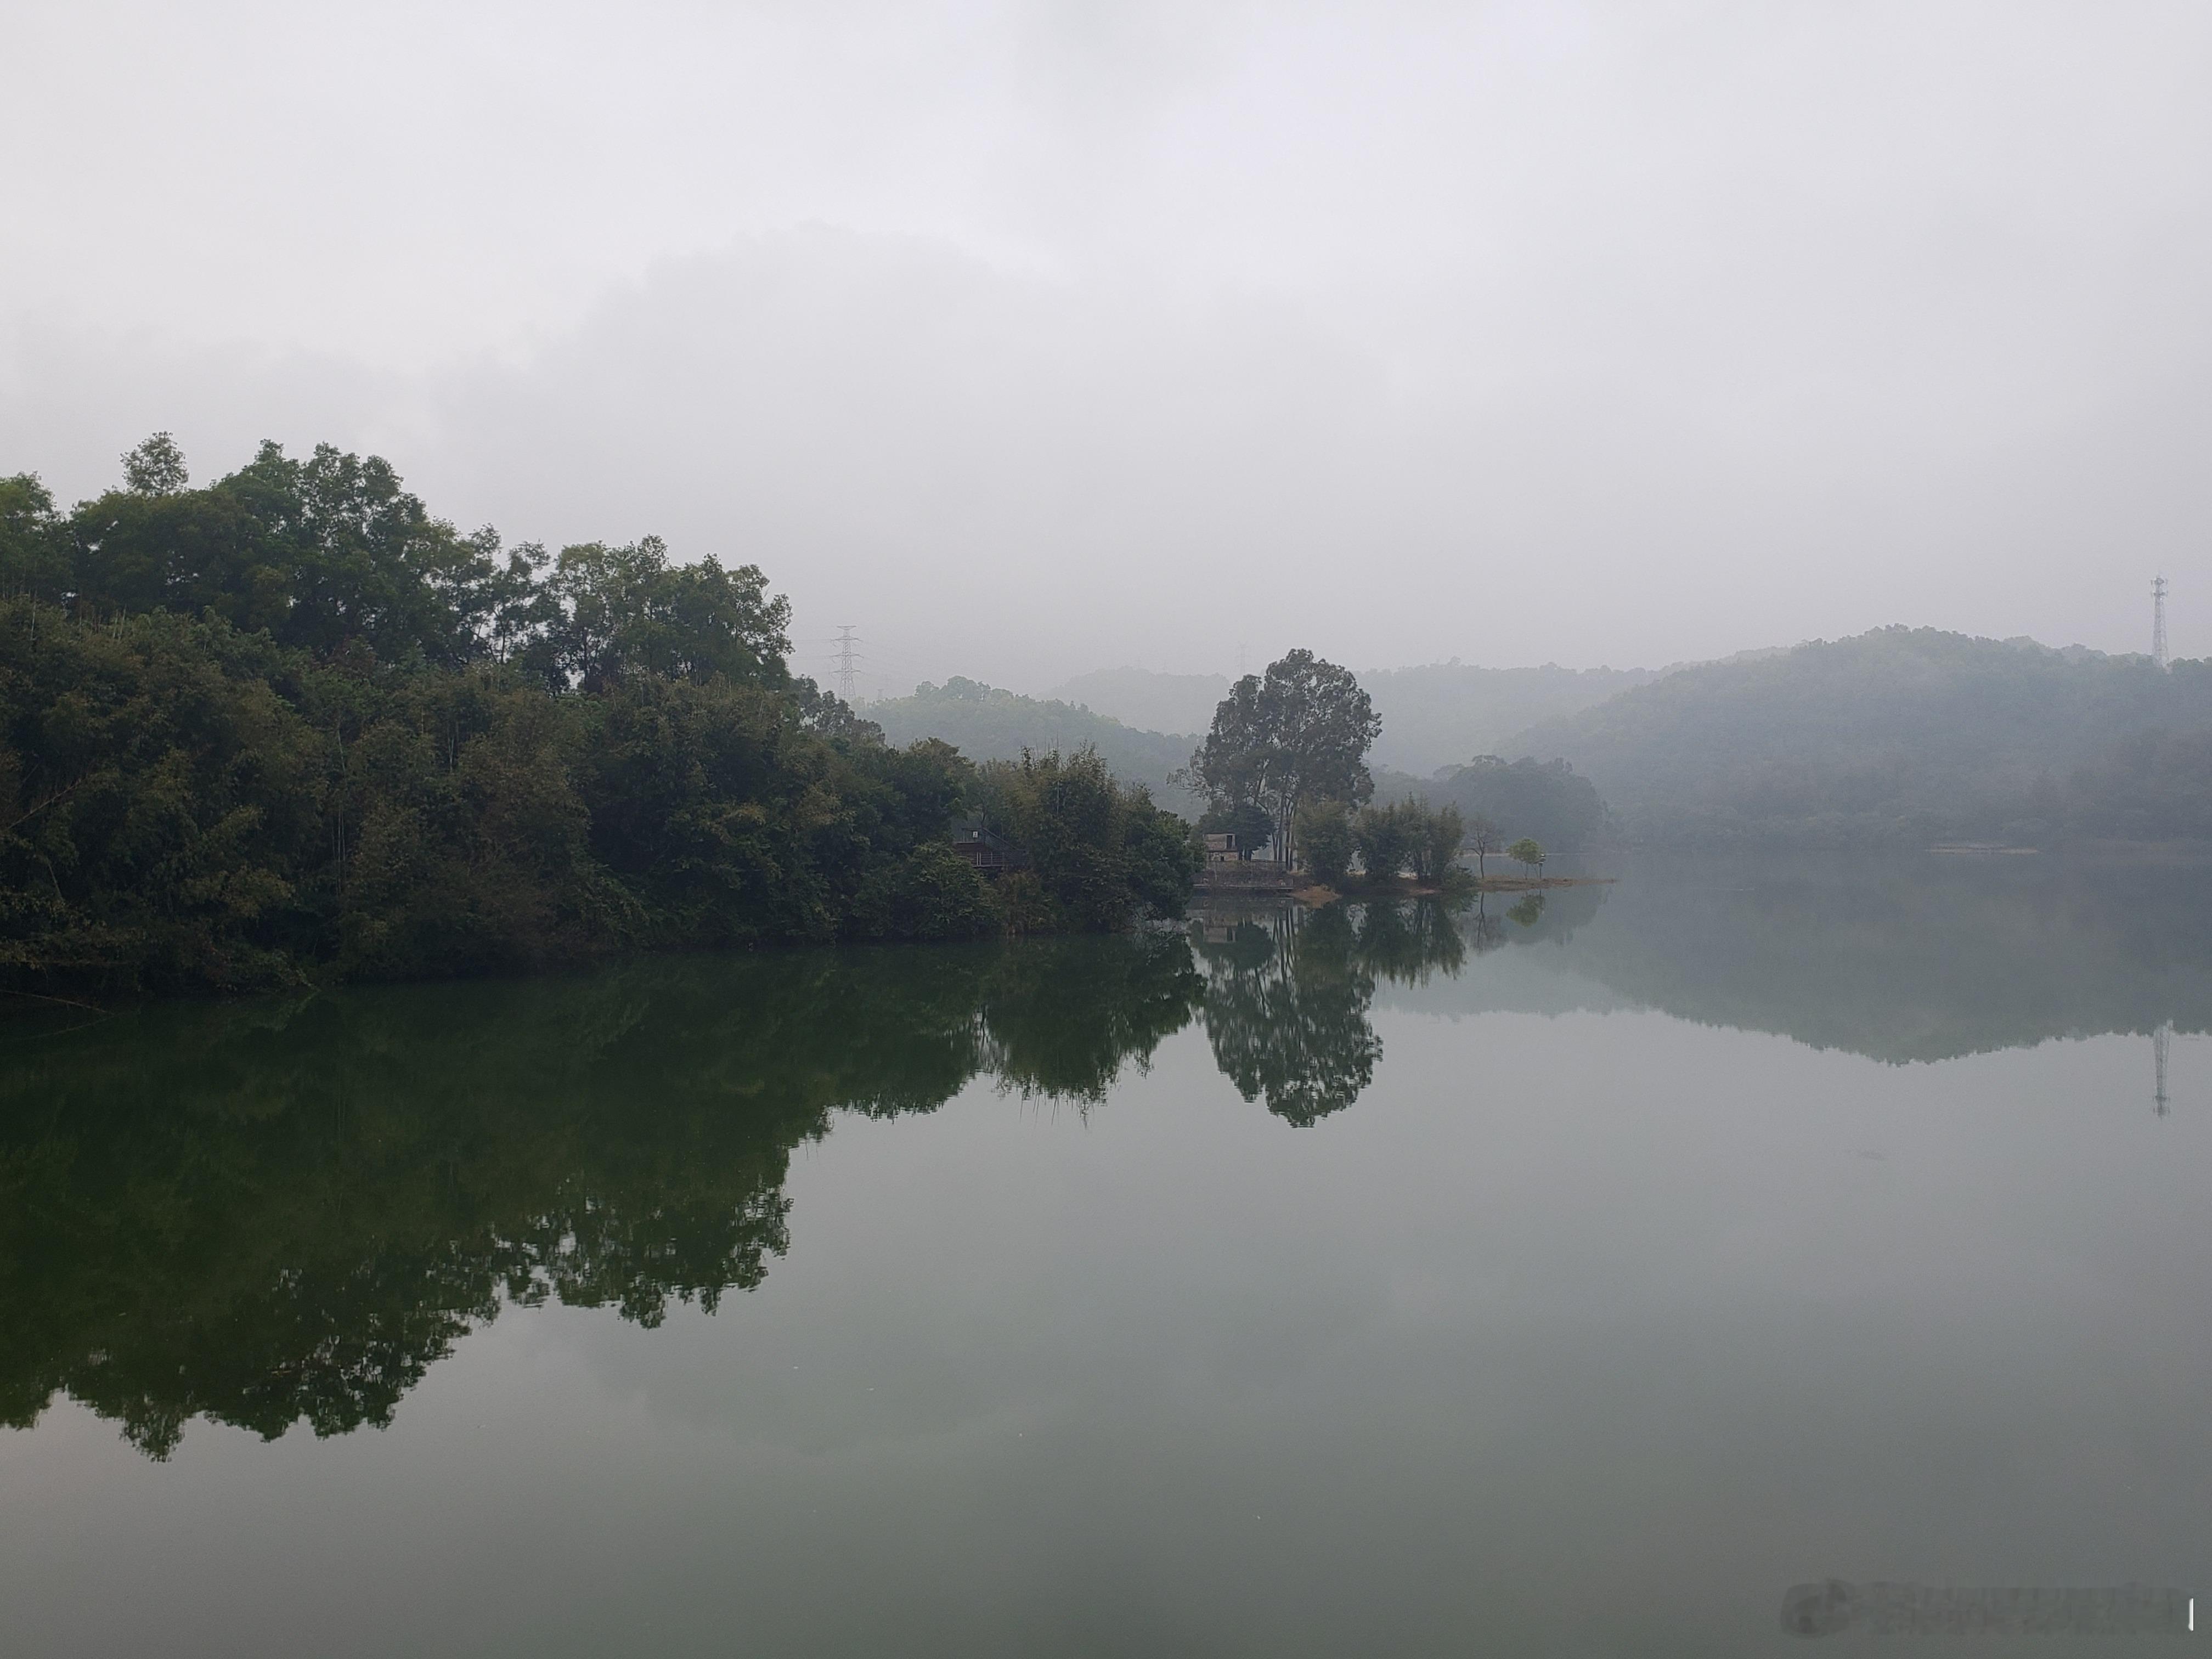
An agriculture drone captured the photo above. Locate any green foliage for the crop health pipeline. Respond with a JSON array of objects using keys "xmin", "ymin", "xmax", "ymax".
[
  {"xmin": 1430, "ymin": 755, "xmax": 1605, "ymax": 861},
  {"xmin": 1513, "ymin": 627, "xmax": 2212, "ymax": 847},
  {"xmin": 513, "ymin": 537, "xmax": 791, "ymax": 692},
  {"xmin": 1295, "ymin": 798, "xmax": 1355, "ymax": 884},
  {"xmin": 120, "ymin": 432, "xmax": 189, "ymax": 495},
  {"xmin": 0, "ymin": 474, "xmax": 70, "ymax": 601},
  {"xmin": 1507, "ymin": 837, "xmax": 1545, "ymax": 873},
  {"xmin": 1410, "ymin": 800, "xmax": 1464, "ymax": 883},
  {"xmin": 1342, "ymin": 797, "xmax": 1464, "ymax": 884},
  {"xmin": 0, "ymin": 437, "xmax": 1193, "ymax": 991},
  {"xmin": 0, "ymin": 603, "xmax": 327, "ymax": 991},
  {"xmin": 1353, "ymin": 798, "xmax": 1421, "ymax": 880},
  {"xmin": 1197, "ymin": 795, "xmax": 1275, "ymax": 857},
  {"xmin": 969, "ymin": 748, "xmax": 1199, "ymax": 932},
  {"xmin": 1189, "ymin": 649, "xmax": 1380, "ymax": 863},
  {"xmin": 871, "ymin": 677, "xmax": 1197, "ymax": 812}
]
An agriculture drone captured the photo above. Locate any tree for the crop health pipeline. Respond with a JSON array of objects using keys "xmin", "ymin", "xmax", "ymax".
[
  {"xmin": 1295, "ymin": 798, "xmax": 1355, "ymax": 885},
  {"xmin": 1188, "ymin": 673, "xmax": 1271, "ymax": 836},
  {"xmin": 969, "ymin": 747, "xmax": 1198, "ymax": 932},
  {"xmin": 1198, "ymin": 796, "xmax": 1275, "ymax": 860},
  {"xmin": 518, "ymin": 537, "xmax": 791, "ymax": 693},
  {"xmin": 0, "ymin": 473, "xmax": 68, "ymax": 601},
  {"xmin": 1464, "ymin": 814, "xmax": 1500, "ymax": 881},
  {"xmin": 1409, "ymin": 801, "xmax": 1464, "ymax": 884},
  {"xmin": 1433, "ymin": 755, "xmax": 1604, "ymax": 862},
  {"xmin": 1352, "ymin": 798, "xmax": 1420, "ymax": 882},
  {"xmin": 1508, "ymin": 837, "xmax": 1545, "ymax": 876},
  {"xmin": 121, "ymin": 432, "xmax": 188, "ymax": 495},
  {"xmin": 1188, "ymin": 648, "xmax": 1379, "ymax": 868}
]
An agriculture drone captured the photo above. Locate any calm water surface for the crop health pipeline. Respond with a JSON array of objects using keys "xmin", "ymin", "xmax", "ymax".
[{"xmin": 4, "ymin": 854, "xmax": 2211, "ymax": 1656}]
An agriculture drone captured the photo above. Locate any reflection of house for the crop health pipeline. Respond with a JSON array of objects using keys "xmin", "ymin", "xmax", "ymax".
[
  {"xmin": 1205, "ymin": 833, "xmax": 1240, "ymax": 864},
  {"xmin": 951, "ymin": 816, "xmax": 1017, "ymax": 877}
]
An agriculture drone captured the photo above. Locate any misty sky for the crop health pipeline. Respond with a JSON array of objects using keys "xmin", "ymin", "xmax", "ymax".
[{"xmin": 4, "ymin": 1, "xmax": 2208, "ymax": 697}]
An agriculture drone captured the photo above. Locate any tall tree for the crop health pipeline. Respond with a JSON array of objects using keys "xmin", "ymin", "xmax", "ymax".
[
  {"xmin": 1189, "ymin": 648, "xmax": 1379, "ymax": 867},
  {"xmin": 1464, "ymin": 814, "xmax": 1500, "ymax": 881}
]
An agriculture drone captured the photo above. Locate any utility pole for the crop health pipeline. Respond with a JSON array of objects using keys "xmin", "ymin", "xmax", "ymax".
[
  {"xmin": 2153, "ymin": 575, "xmax": 2169, "ymax": 670},
  {"xmin": 833, "ymin": 625, "xmax": 863, "ymax": 703}
]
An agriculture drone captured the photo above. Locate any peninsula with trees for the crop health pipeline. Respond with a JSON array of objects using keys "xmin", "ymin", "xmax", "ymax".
[{"xmin": 0, "ymin": 437, "xmax": 1198, "ymax": 995}]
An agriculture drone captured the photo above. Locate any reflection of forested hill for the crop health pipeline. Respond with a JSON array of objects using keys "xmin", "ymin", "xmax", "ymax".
[
  {"xmin": 0, "ymin": 938, "xmax": 1201, "ymax": 1459},
  {"xmin": 1514, "ymin": 855, "xmax": 2212, "ymax": 1063}
]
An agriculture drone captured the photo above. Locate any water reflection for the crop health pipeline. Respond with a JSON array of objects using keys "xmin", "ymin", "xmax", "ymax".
[
  {"xmin": 0, "ymin": 937, "xmax": 1205, "ymax": 1460},
  {"xmin": 1187, "ymin": 900, "xmax": 1464, "ymax": 1126},
  {"xmin": 1503, "ymin": 854, "xmax": 2212, "ymax": 1064},
  {"xmin": 8, "ymin": 853, "xmax": 2212, "ymax": 1460}
]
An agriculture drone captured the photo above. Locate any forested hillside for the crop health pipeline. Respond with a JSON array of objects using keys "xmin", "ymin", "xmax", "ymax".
[
  {"xmin": 1512, "ymin": 627, "xmax": 2212, "ymax": 847},
  {"xmin": 872, "ymin": 678, "xmax": 1201, "ymax": 814},
  {"xmin": 0, "ymin": 438, "xmax": 1196, "ymax": 994},
  {"xmin": 1360, "ymin": 661, "xmax": 1662, "ymax": 773}
]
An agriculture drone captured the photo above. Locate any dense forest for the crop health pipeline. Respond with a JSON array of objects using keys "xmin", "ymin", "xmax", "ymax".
[
  {"xmin": 870, "ymin": 676, "xmax": 1199, "ymax": 814},
  {"xmin": 0, "ymin": 437, "xmax": 1197, "ymax": 994},
  {"xmin": 1513, "ymin": 627, "xmax": 2212, "ymax": 848}
]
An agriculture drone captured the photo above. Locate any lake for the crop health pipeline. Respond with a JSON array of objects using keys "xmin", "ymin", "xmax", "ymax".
[{"xmin": 4, "ymin": 853, "xmax": 2210, "ymax": 1656}]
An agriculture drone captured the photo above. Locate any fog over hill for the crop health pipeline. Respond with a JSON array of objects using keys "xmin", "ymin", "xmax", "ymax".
[
  {"xmin": 1044, "ymin": 669, "xmax": 1223, "ymax": 744},
  {"xmin": 1049, "ymin": 660, "xmax": 1666, "ymax": 777},
  {"xmin": 870, "ymin": 679, "xmax": 1201, "ymax": 816},
  {"xmin": 1510, "ymin": 627, "xmax": 2212, "ymax": 848},
  {"xmin": 1359, "ymin": 662, "xmax": 1663, "ymax": 774}
]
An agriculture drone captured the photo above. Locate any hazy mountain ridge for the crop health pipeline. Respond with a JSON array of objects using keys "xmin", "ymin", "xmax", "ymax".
[
  {"xmin": 1050, "ymin": 659, "xmax": 1673, "ymax": 776},
  {"xmin": 1509, "ymin": 627, "xmax": 2212, "ymax": 847},
  {"xmin": 871, "ymin": 678, "xmax": 1201, "ymax": 814},
  {"xmin": 1358, "ymin": 661, "xmax": 1665, "ymax": 773}
]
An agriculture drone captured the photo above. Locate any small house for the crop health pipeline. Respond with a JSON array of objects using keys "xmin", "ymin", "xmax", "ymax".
[
  {"xmin": 951, "ymin": 815, "xmax": 1017, "ymax": 877},
  {"xmin": 1204, "ymin": 832, "xmax": 1239, "ymax": 864}
]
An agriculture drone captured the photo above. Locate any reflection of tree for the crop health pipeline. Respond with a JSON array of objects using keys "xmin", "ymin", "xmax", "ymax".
[
  {"xmin": 1358, "ymin": 898, "xmax": 1466, "ymax": 984},
  {"xmin": 980, "ymin": 933, "xmax": 1205, "ymax": 1103},
  {"xmin": 0, "ymin": 937, "xmax": 1204, "ymax": 1460},
  {"xmin": 1507, "ymin": 893, "xmax": 1545, "ymax": 928},
  {"xmin": 1189, "ymin": 900, "xmax": 1468, "ymax": 1127}
]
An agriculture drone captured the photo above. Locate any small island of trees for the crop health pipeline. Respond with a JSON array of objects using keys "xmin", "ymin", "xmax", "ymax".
[{"xmin": 1186, "ymin": 648, "xmax": 1582, "ymax": 895}]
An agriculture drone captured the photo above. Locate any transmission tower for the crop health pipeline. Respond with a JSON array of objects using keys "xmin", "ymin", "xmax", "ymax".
[
  {"xmin": 832, "ymin": 625, "xmax": 864, "ymax": 703},
  {"xmin": 2154, "ymin": 1023, "xmax": 2171, "ymax": 1118},
  {"xmin": 2152, "ymin": 575, "xmax": 2169, "ymax": 669}
]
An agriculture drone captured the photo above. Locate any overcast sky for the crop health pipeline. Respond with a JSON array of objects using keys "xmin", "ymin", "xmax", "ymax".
[{"xmin": 4, "ymin": 0, "xmax": 2208, "ymax": 695}]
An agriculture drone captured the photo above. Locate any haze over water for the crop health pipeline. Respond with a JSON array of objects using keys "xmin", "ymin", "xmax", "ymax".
[{"xmin": 4, "ymin": 853, "xmax": 2210, "ymax": 1656}]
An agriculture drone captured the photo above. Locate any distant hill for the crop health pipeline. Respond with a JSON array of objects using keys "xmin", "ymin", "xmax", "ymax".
[
  {"xmin": 872, "ymin": 678, "xmax": 1202, "ymax": 815},
  {"xmin": 1051, "ymin": 660, "xmax": 1662, "ymax": 776},
  {"xmin": 1510, "ymin": 627, "xmax": 2212, "ymax": 847},
  {"xmin": 1044, "ymin": 668, "xmax": 1226, "ymax": 740},
  {"xmin": 1359, "ymin": 662, "xmax": 1664, "ymax": 774}
]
